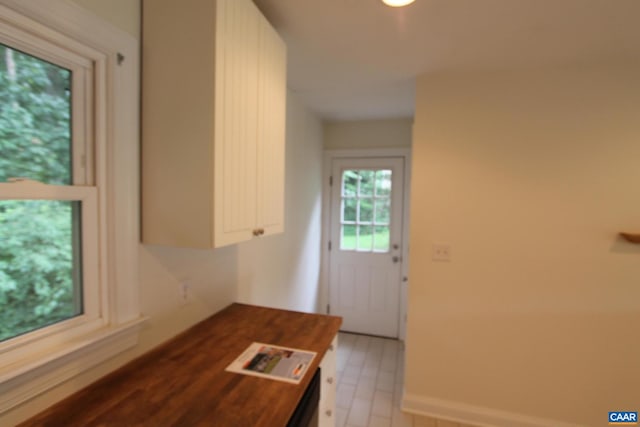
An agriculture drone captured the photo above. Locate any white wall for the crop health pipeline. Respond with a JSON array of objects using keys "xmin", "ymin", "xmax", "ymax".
[
  {"xmin": 0, "ymin": 2, "xmax": 325, "ymax": 423},
  {"xmin": 405, "ymin": 64, "xmax": 640, "ymax": 426},
  {"xmin": 324, "ymin": 118, "xmax": 412, "ymax": 149},
  {"xmin": 69, "ymin": 0, "xmax": 139, "ymax": 37},
  {"xmin": 236, "ymin": 92, "xmax": 324, "ymax": 312}
]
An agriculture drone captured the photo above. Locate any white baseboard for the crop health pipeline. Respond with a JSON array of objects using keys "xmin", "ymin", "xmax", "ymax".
[{"xmin": 402, "ymin": 392, "xmax": 584, "ymax": 427}]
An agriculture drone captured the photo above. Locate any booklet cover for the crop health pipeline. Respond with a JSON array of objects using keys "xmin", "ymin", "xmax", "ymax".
[{"xmin": 225, "ymin": 342, "xmax": 317, "ymax": 384}]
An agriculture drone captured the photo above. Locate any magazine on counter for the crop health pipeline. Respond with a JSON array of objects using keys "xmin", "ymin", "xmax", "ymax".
[{"xmin": 225, "ymin": 342, "xmax": 317, "ymax": 384}]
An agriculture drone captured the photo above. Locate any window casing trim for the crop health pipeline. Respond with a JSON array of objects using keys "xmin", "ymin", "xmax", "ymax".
[
  {"xmin": 0, "ymin": 0, "xmax": 142, "ymax": 414},
  {"xmin": 0, "ymin": 317, "xmax": 144, "ymax": 411}
]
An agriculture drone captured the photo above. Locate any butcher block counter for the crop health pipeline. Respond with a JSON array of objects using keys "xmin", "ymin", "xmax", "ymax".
[{"xmin": 20, "ymin": 303, "xmax": 342, "ymax": 427}]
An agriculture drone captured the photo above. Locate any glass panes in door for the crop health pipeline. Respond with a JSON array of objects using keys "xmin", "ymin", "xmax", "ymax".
[{"xmin": 340, "ymin": 169, "xmax": 392, "ymax": 252}]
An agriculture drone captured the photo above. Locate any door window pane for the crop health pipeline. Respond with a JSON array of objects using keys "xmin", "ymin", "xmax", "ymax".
[
  {"xmin": 373, "ymin": 226, "xmax": 390, "ymax": 252},
  {"xmin": 341, "ymin": 225, "xmax": 356, "ymax": 250},
  {"xmin": 358, "ymin": 198, "xmax": 373, "ymax": 223},
  {"xmin": 0, "ymin": 44, "xmax": 72, "ymax": 185},
  {"xmin": 343, "ymin": 198, "xmax": 357, "ymax": 222},
  {"xmin": 358, "ymin": 225, "xmax": 373, "ymax": 251},
  {"xmin": 375, "ymin": 199, "xmax": 390, "ymax": 224},
  {"xmin": 358, "ymin": 170, "xmax": 374, "ymax": 196},
  {"xmin": 0, "ymin": 200, "xmax": 82, "ymax": 342},
  {"xmin": 375, "ymin": 170, "xmax": 391, "ymax": 196},
  {"xmin": 339, "ymin": 168, "xmax": 393, "ymax": 253},
  {"xmin": 342, "ymin": 170, "xmax": 358, "ymax": 197}
]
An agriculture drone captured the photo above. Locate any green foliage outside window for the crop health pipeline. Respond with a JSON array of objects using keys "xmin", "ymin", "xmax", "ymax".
[{"xmin": 0, "ymin": 44, "xmax": 79, "ymax": 342}]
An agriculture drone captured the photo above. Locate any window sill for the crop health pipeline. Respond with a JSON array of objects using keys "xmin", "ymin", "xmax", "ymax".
[{"xmin": 0, "ymin": 316, "xmax": 147, "ymax": 413}]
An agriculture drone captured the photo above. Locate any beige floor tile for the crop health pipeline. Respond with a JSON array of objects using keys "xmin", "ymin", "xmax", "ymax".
[
  {"xmin": 369, "ymin": 415, "xmax": 392, "ymax": 427},
  {"xmin": 346, "ymin": 397, "xmax": 372, "ymax": 427},
  {"xmin": 336, "ymin": 383, "xmax": 356, "ymax": 409},
  {"xmin": 335, "ymin": 407, "xmax": 348, "ymax": 427},
  {"xmin": 360, "ymin": 365, "xmax": 379, "ymax": 379},
  {"xmin": 341, "ymin": 366, "xmax": 361, "ymax": 385},
  {"xmin": 354, "ymin": 383, "xmax": 375, "ymax": 400},
  {"xmin": 371, "ymin": 390, "xmax": 393, "ymax": 418},
  {"xmin": 337, "ymin": 332, "xmax": 409, "ymax": 427},
  {"xmin": 375, "ymin": 371, "xmax": 395, "ymax": 392}
]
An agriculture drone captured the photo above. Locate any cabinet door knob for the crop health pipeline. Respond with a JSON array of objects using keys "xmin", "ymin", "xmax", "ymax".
[
  {"xmin": 328, "ymin": 344, "xmax": 334, "ymax": 351},
  {"xmin": 325, "ymin": 410, "xmax": 332, "ymax": 417},
  {"xmin": 327, "ymin": 377, "xmax": 334, "ymax": 384},
  {"xmin": 252, "ymin": 229, "xmax": 261, "ymax": 237}
]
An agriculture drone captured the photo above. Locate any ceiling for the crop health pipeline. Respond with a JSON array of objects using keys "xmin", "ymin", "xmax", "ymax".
[{"xmin": 252, "ymin": 0, "xmax": 640, "ymax": 121}]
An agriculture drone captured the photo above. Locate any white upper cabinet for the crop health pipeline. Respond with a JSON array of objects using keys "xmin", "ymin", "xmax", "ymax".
[
  {"xmin": 255, "ymin": 16, "xmax": 287, "ymax": 238},
  {"xmin": 142, "ymin": 0, "xmax": 286, "ymax": 248}
]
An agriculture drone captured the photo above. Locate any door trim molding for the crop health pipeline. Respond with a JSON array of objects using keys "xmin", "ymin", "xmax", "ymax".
[{"xmin": 321, "ymin": 148, "xmax": 411, "ymax": 340}]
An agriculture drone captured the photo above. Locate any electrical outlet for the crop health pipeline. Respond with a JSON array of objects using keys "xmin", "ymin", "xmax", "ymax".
[{"xmin": 432, "ymin": 244, "xmax": 451, "ymax": 262}]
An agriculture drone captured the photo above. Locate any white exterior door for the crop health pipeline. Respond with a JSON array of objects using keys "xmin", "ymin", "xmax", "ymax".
[{"xmin": 329, "ymin": 157, "xmax": 404, "ymax": 338}]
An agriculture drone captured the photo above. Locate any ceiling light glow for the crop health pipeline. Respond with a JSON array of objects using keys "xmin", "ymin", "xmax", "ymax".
[{"xmin": 382, "ymin": 0, "xmax": 416, "ymax": 7}]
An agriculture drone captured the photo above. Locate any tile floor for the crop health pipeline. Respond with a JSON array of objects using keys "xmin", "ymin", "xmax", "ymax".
[
  {"xmin": 335, "ymin": 331, "xmax": 412, "ymax": 427},
  {"xmin": 335, "ymin": 332, "xmax": 475, "ymax": 427}
]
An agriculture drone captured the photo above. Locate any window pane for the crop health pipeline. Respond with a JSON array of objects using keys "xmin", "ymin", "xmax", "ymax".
[
  {"xmin": 342, "ymin": 170, "xmax": 358, "ymax": 197},
  {"xmin": 358, "ymin": 225, "xmax": 373, "ymax": 251},
  {"xmin": 358, "ymin": 198, "xmax": 373, "ymax": 223},
  {"xmin": 375, "ymin": 170, "xmax": 392, "ymax": 196},
  {"xmin": 375, "ymin": 199, "xmax": 391, "ymax": 224},
  {"xmin": 0, "ymin": 200, "xmax": 82, "ymax": 342},
  {"xmin": 373, "ymin": 226, "xmax": 390, "ymax": 252},
  {"xmin": 0, "ymin": 44, "xmax": 72, "ymax": 185},
  {"xmin": 359, "ymin": 170, "xmax": 374, "ymax": 196},
  {"xmin": 341, "ymin": 225, "xmax": 356, "ymax": 250},
  {"xmin": 342, "ymin": 198, "xmax": 357, "ymax": 222}
]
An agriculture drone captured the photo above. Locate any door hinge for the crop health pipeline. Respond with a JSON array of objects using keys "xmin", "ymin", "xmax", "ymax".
[
  {"xmin": 328, "ymin": 241, "xmax": 332, "ymax": 251},
  {"xmin": 329, "ymin": 176, "xmax": 333, "ymax": 186},
  {"xmin": 327, "ymin": 304, "xmax": 330, "ymax": 314}
]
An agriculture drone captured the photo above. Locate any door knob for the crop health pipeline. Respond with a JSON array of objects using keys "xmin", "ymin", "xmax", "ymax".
[{"xmin": 392, "ymin": 256, "xmax": 401, "ymax": 263}]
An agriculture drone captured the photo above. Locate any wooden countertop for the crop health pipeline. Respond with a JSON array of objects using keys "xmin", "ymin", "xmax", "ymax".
[{"xmin": 20, "ymin": 303, "xmax": 342, "ymax": 427}]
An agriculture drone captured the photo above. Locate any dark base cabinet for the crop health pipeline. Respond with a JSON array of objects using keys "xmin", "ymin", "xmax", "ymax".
[{"xmin": 287, "ymin": 368, "xmax": 321, "ymax": 427}]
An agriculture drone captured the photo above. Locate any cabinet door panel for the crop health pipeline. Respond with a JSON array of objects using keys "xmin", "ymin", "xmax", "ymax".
[
  {"xmin": 319, "ymin": 335, "xmax": 338, "ymax": 427},
  {"xmin": 215, "ymin": 0, "xmax": 260, "ymax": 246},
  {"xmin": 256, "ymin": 18, "xmax": 286, "ymax": 235}
]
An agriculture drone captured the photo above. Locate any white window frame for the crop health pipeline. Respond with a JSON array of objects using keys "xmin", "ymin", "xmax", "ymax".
[
  {"xmin": 0, "ymin": 24, "xmax": 100, "ymax": 353},
  {"xmin": 0, "ymin": 0, "xmax": 142, "ymax": 413},
  {"xmin": 0, "ymin": 183, "xmax": 102, "ymax": 353}
]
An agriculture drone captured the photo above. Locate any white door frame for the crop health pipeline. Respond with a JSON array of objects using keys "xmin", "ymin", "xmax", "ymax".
[{"xmin": 321, "ymin": 148, "xmax": 411, "ymax": 341}]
